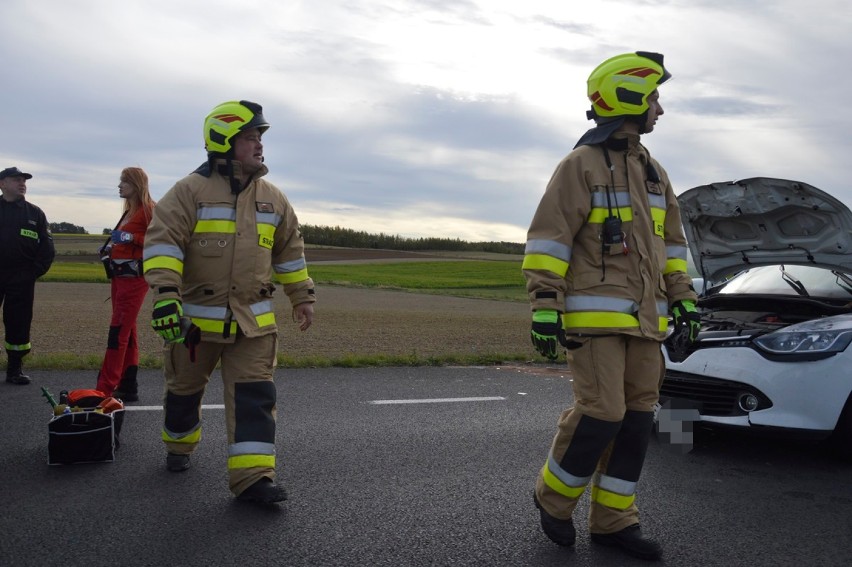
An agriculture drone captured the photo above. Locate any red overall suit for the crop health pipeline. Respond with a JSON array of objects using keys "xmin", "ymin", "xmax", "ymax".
[{"xmin": 96, "ymin": 205, "xmax": 153, "ymax": 396}]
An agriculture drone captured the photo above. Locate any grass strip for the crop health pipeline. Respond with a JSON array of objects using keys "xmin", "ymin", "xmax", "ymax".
[{"xmin": 8, "ymin": 352, "xmax": 532, "ymax": 371}]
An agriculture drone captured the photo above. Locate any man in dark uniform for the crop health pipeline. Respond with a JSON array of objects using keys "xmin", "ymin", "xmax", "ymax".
[{"xmin": 0, "ymin": 167, "xmax": 55, "ymax": 385}]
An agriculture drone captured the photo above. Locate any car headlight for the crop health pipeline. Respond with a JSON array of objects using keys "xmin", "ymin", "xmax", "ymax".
[{"xmin": 754, "ymin": 318, "xmax": 852, "ymax": 355}]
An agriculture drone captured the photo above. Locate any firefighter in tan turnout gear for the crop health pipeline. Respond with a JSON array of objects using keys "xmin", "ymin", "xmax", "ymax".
[
  {"xmin": 143, "ymin": 100, "xmax": 315, "ymax": 504},
  {"xmin": 523, "ymin": 52, "xmax": 699, "ymax": 560}
]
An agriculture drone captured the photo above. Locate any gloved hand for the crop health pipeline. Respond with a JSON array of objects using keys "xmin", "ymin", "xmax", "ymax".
[
  {"xmin": 151, "ymin": 299, "xmax": 184, "ymax": 342},
  {"xmin": 671, "ymin": 300, "xmax": 701, "ymax": 343},
  {"xmin": 531, "ymin": 309, "xmax": 565, "ymax": 360},
  {"xmin": 111, "ymin": 230, "xmax": 133, "ymax": 244}
]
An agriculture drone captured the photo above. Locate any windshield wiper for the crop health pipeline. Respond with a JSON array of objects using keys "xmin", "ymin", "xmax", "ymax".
[
  {"xmin": 779, "ymin": 265, "xmax": 809, "ymax": 297},
  {"xmin": 832, "ymin": 270, "xmax": 852, "ymax": 295}
]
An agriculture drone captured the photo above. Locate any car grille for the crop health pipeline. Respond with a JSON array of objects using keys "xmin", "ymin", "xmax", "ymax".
[{"xmin": 661, "ymin": 370, "xmax": 772, "ymax": 416}]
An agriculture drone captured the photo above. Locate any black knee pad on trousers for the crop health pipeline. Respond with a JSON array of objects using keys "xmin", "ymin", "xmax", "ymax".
[
  {"xmin": 605, "ymin": 410, "xmax": 654, "ymax": 482},
  {"xmin": 107, "ymin": 325, "xmax": 121, "ymax": 349},
  {"xmin": 234, "ymin": 381, "xmax": 277, "ymax": 443},
  {"xmin": 559, "ymin": 414, "xmax": 622, "ymax": 478},
  {"xmin": 165, "ymin": 389, "xmax": 205, "ymax": 434}
]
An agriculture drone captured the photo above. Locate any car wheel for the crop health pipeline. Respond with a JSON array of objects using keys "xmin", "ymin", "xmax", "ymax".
[{"xmin": 829, "ymin": 395, "xmax": 852, "ymax": 461}]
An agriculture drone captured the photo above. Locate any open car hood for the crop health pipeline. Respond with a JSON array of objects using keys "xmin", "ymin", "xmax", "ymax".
[{"xmin": 678, "ymin": 177, "xmax": 852, "ymax": 284}]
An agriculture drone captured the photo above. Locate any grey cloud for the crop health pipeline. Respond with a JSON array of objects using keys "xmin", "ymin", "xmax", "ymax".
[{"xmin": 672, "ymin": 96, "xmax": 780, "ymax": 117}]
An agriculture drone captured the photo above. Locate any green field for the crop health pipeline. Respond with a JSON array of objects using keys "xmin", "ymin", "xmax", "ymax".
[{"xmin": 42, "ymin": 260, "xmax": 529, "ymax": 301}]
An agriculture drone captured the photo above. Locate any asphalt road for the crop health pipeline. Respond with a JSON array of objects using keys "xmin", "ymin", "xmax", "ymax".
[{"xmin": 2, "ymin": 366, "xmax": 851, "ymax": 567}]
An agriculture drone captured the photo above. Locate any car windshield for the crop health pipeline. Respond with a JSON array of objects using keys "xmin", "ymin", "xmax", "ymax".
[{"xmin": 715, "ymin": 265, "xmax": 852, "ymax": 299}]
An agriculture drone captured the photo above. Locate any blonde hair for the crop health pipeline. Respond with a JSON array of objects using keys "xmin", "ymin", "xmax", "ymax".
[{"xmin": 121, "ymin": 167, "xmax": 155, "ymax": 223}]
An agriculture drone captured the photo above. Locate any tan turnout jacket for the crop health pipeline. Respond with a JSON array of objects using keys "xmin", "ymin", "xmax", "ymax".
[
  {"xmin": 522, "ymin": 133, "xmax": 695, "ymax": 341},
  {"xmin": 143, "ymin": 160, "xmax": 315, "ymax": 342}
]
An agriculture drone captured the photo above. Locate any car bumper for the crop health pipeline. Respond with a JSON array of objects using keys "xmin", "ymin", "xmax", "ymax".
[{"xmin": 663, "ymin": 345, "xmax": 850, "ymax": 433}]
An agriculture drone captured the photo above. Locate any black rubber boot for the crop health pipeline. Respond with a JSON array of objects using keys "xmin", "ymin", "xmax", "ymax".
[
  {"xmin": 113, "ymin": 365, "xmax": 139, "ymax": 402},
  {"xmin": 237, "ymin": 478, "xmax": 288, "ymax": 504},
  {"xmin": 533, "ymin": 492, "xmax": 576, "ymax": 546},
  {"xmin": 166, "ymin": 453, "xmax": 191, "ymax": 472},
  {"xmin": 591, "ymin": 524, "xmax": 663, "ymax": 561},
  {"xmin": 5, "ymin": 354, "xmax": 30, "ymax": 385}
]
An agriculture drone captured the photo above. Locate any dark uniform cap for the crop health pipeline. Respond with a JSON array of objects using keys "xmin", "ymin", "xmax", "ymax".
[{"xmin": 0, "ymin": 167, "xmax": 33, "ymax": 180}]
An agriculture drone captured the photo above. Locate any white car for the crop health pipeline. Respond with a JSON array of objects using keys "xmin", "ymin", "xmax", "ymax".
[{"xmin": 662, "ymin": 177, "xmax": 852, "ymax": 457}]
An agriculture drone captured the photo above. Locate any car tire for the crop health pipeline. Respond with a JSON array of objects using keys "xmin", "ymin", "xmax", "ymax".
[{"xmin": 829, "ymin": 395, "xmax": 852, "ymax": 461}]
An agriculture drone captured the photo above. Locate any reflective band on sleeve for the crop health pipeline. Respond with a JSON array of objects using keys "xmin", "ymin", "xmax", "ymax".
[
  {"xmin": 5, "ymin": 341, "xmax": 32, "ymax": 351},
  {"xmin": 228, "ymin": 454, "xmax": 276, "ymax": 470},
  {"xmin": 542, "ymin": 454, "xmax": 590, "ymax": 499},
  {"xmin": 664, "ymin": 258, "xmax": 688, "ymax": 275},
  {"xmin": 143, "ymin": 256, "xmax": 184, "ymax": 275},
  {"xmin": 144, "ymin": 244, "xmax": 185, "ymax": 262},
  {"xmin": 524, "ymin": 239, "xmax": 571, "ymax": 262},
  {"xmin": 522, "ymin": 254, "xmax": 569, "ymax": 277},
  {"xmin": 273, "ymin": 258, "xmax": 310, "ymax": 284}
]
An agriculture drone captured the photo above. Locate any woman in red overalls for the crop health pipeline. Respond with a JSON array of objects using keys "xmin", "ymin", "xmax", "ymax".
[{"xmin": 96, "ymin": 167, "xmax": 155, "ymax": 401}]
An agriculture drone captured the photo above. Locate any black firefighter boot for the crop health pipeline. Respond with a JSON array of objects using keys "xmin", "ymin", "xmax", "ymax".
[
  {"xmin": 5, "ymin": 352, "xmax": 31, "ymax": 385},
  {"xmin": 113, "ymin": 365, "xmax": 139, "ymax": 402},
  {"xmin": 237, "ymin": 477, "xmax": 288, "ymax": 504}
]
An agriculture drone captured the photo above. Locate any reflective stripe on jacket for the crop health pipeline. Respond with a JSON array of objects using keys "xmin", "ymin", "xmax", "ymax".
[
  {"xmin": 522, "ymin": 133, "xmax": 695, "ymax": 340},
  {"xmin": 143, "ymin": 160, "xmax": 315, "ymax": 342}
]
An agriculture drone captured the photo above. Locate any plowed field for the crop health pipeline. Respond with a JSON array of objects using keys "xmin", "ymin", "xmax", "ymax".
[{"xmin": 29, "ymin": 248, "xmax": 533, "ymax": 363}]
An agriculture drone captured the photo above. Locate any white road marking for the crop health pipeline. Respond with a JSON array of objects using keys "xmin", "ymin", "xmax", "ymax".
[
  {"xmin": 124, "ymin": 404, "xmax": 225, "ymax": 411},
  {"xmin": 367, "ymin": 396, "xmax": 505, "ymax": 405}
]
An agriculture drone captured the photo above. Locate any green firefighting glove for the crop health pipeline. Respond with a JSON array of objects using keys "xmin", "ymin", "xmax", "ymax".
[
  {"xmin": 671, "ymin": 300, "xmax": 701, "ymax": 343},
  {"xmin": 530, "ymin": 309, "xmax": 565, "ymax": 361},
  {"xmin": 151, "ymin": 299, "xmax": 184, "ymax": 342}
]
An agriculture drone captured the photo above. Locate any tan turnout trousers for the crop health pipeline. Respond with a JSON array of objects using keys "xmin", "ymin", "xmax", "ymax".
[
  {"xmin": 535, "ymin": 334, "xmax": 663, "ymax": 533},
  {"xmin": 162, "ymin": 331, "xmax": 279, "ymax": 496}
]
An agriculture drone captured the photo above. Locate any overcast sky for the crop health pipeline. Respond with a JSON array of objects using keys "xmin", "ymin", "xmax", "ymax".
[{"xmin": 2, "ymin": 0, "xmax": 851, "ymax": 242}]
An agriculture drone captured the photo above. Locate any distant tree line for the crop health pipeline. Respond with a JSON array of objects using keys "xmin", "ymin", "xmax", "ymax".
[
  {"xmin": 300, "ymin": 224, "xmax": 524, "ymax": 254},
  {"xmin": 49, "ymin": 222, "xmax": 88, "ymax": 234}
]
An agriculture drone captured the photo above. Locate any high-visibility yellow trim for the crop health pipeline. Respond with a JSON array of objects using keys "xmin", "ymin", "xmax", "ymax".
[
  {"xmin": 542, "ymin": 461, "xmax": 587, "ymax": 499},
  {"xmin": 564, "ymin": 312, "xmax": 668, "ymax": 332},
  {"xmin": 192, "ymin": 318, "xmax": 238, "ymax": 335},
  {"xmin": 143, "ymin": 257, "xmax": 184, "ymax": 275},
  {"xmin": 522, "ymin": 254, "xmax": 569, "ymax": 277},
  {"xmin": 257, "ymin": 224, "xmax": 275, "ymax": 250},
  {"xmin": 5, "ymin": 341, "xmax": 31, "ymax": 351},
  {"xmin": 162, "ymin": 428, "xmax": 201, "ymax": 444},
  {"xmin": 591, "ymin": 485, "xmax": 635, "ymax": 510},
  {"xmin": 273, "ymin": 268, "xmax": 310, "ymax": 284},
  {"xmin": 563, "ymin": 312, "xmax": 639, "ymax": 329},
  {"xmin": 194, "ymin": 220, "xmax": 236, "ymax": 234},
  {"xmin": 255, "ymin": 312, "xmax": 276, "ymax": 328},
  {"xmin": 651, "ymin": 208, "xmax": 666, "ymax": 237},
  {"xmin": 588, "ymin": 206, "xmax": 634, "ymax": 223},
  {"xmin": 664, "ymin": 258, "xmax": 688, "ymax": 275},
  {"xmin": 228, "ymin": 454, "xmax": 276, "ymax": 470}
]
